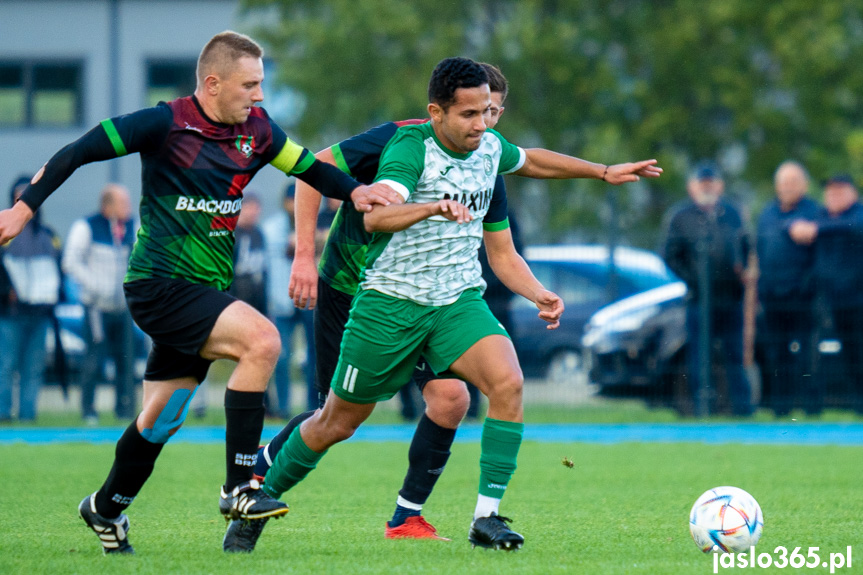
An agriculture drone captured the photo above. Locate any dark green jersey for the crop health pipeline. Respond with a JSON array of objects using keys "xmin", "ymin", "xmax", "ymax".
[{"xmin": 319, "ymin": 120, "xmax": 427, "ymax": 295}]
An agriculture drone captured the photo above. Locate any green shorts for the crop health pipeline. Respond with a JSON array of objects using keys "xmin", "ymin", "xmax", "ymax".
[{"xmin": 331, "ymin": 288, "xmax": 509, "ymax": 404}]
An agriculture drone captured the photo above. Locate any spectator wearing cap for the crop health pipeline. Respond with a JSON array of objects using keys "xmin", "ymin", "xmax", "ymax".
[
  {"xmin": 790, "ymin": 173, "xmax": 863, "ymax": 414},
  {"xmin": 756, "ymin": 161, "xmax": 819, "ymax": 417},
  {"xmin": 0, "ymin": 175, "xmax": 63, "ymax": 421},
  {"xmin": 661, "ymin": 161, "xmax": 753, "ymax": 416}
]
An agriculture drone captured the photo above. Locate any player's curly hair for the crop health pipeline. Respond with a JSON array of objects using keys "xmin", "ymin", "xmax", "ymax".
[{"xmin": 428, "ymin": 57, "xmax": 489, "ymax": 110}]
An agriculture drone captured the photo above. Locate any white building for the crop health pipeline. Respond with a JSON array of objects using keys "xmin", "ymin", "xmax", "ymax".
[{"xmin": 0, "ymin": 0, "xmax": 292, "ymax": 236}]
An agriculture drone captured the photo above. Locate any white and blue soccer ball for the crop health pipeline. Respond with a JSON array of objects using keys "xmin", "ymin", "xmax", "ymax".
[{"xmin": 689, "ymin": 486, "xmax": 764, "ymax": 553}]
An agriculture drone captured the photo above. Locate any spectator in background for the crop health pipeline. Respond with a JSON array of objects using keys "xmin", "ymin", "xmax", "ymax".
[
  {"xmin": 756, "ymin": 162, "xmax": 818, "ymax": 417},
  {"xmin": 230, "ymin": 192, "xmax": 268, "ymax": 314},
  {"xmin": 63, "ymin": 183, "xmax": 137, "ymax": 424},
  {"xmin": 0, "ymin": 175, "xmax": 63, "ymax": 422},
  {"xmin": 661, "ymin": 161, "xmax": 753, "ymax": 417},
  {"xmin": 790, "ymin": 174, "xmax": 863, "ymax": 415},
  {"xmin": 261, "ymin": 183, "xmax": 317, "ymax": 418}
]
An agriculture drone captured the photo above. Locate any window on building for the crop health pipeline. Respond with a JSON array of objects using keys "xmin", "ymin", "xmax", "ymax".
[
  {"xmin": 0, "ymin": 61, "xmax": 83, "ymax": 128},
  {"xmin": 146, "ymin": 61, "xmax": 196, "ymax": 107}
]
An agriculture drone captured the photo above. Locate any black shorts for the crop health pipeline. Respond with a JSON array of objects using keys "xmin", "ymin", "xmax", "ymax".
[
  {"xmin": 313, "ymin": 279, "xmax": 353, "ymax": 397},
  {"xmin": 124, "ymin": 277, "xmax": 236, "ymax": 383},
  {"xmin": 313, "ymin": 279, "xmax": 443, "ymax": 397}
]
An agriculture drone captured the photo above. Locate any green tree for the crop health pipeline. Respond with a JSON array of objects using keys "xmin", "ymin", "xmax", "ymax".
[{"xmin": 241, "ymin": 0, "xmax": 863, "ymax": 244}]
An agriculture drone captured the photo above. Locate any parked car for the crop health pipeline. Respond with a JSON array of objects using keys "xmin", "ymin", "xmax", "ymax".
[
  {"xmin": 583, "ymin": 281, "xmax": 858, "ymax": 411},
  {"xmin": 581, "ymin": 280, "xmax": 688, "ymax": 398},
  {"xmin": 513, "ymin": 245, "xmax": 679, "ymax": 387}
]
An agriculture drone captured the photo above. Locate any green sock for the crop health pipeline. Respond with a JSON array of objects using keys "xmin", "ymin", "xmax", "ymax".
[
  {"xmin": 262, "ymin": 426, "xmax": 326, "ymax": 499},
  {"xmin": 477, "ymin": 417, "xmax": 524, "ymax": 499}
]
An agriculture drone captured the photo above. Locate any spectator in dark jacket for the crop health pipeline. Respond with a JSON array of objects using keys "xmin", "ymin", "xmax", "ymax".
[
  {"xmin": 790, "ymin": 173, "xmax": 863, "ymax": 414},
  {"xmin": 661, "ymin": 161, "xmax": 753, "ymax": 416},
  {"xmin": 756, "ymin": 161, "xmax": 819, "ymax": 417},
  {"xmin": 0, "ymin": 175, "xmax": 63, "ymax": 421}
]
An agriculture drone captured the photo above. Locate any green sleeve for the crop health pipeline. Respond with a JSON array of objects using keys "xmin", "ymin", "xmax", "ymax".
[
  {"xmin": 487, "ymin": 128, "xmax": 526, "ymax": 175},
  {"xmin": 373, "ymin": 126, "xmax": 426, "ymax": 199},
  {"xmin": 330, "ymin": 143, "xmax": 352, "ymax": 175}
]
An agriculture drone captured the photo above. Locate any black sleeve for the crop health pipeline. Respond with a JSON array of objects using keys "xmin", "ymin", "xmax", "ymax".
[
  {"xmin": 19, "ymin": 105, "xmax": 173, "ymax": 211},
  {"xmin": 335, "ymin": 122, "xmax": 400, "ymax": 183},
  {"xmin": 483, "ymin": 175, "xmax": 509, "ymax": 226},
  {"xmin": 293, "ymin": 156, "xmax": 361, "ymax": 202}
]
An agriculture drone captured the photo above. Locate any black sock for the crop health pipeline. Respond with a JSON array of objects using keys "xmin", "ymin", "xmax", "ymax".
[
  {"xmin": 254, "ymin": 409, "xmax": 316, "ymax": 476},
  {"xmin": 95, "ymin": 421, "xmax": 164, "ymax": 518},
  {"xmin": 397, "ymin": 413, "xmax": 456, "ymax": 508},
  {"xmin": 224, "ymin": 389, "xmax": 266, "ymax": 490}
]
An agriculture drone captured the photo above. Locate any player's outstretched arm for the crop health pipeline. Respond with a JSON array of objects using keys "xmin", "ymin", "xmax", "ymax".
[
  {"xmin": 514, "ymin": 148, "xmax": 662, "ymax": 184},
  {"xmin": 292, "ymin": 155, "xmax": 401, "ymax": 213},
  {"xmin": 0, "ymin": 201, "xmax": 35, "ymax": 246},
  {"xmin": 1, "ymin": 106, "xmax": 174, "ymax": 246},
  {"xmin": 483, "ymin": 228, "xmax": 564, "ymax": 329},
  {"xmin": 364, "ymin": 199, "xmax": 471, "ymax": 233}
]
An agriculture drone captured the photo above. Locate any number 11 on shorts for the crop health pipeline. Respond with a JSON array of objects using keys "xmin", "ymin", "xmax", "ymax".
[{"xmin": 342, "ymin": 365, "xmax": 359, "ymax": 394}]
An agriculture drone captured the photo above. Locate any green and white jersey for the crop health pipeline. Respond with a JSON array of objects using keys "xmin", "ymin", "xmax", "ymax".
[{"xmin": 364, "ymin": 123, "xmax": 525, "ymax": 306}]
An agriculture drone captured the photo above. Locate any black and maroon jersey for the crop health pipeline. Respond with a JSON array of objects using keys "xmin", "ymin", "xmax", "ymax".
[{"xmin": 20, "ymin": 96, "xmax": 361, "ymax": 291}]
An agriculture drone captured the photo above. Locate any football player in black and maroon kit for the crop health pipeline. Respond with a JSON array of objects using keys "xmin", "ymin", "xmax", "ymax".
[{"xmin": 0, "ymin": 30, "xmax": 399, "ymax": 555}]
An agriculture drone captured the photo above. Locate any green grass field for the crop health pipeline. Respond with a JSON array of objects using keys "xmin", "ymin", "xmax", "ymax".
[{"xmin": 1, "ymin": 440, "xmax": 861, "ymax": 575}]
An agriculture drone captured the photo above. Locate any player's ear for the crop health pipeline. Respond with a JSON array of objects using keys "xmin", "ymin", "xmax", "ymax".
[
  {"xmin": 428, "ymin": 102, "xmax": 443, "ymax": 123},
  {"xmin": 204, "ymin": 74, "xmax": 220, "ymax": 96}
]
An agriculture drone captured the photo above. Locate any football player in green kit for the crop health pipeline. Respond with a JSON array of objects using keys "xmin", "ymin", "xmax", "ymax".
[{"xmin": 232, "ymin": 57, "xmax": 661, "ymax": 552}]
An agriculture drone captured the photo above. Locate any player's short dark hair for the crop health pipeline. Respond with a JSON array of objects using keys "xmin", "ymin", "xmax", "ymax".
[
  {"xmin": 428, "ymin": 57, "xmax": 489, "ymax": 110},
  {"xmin": 479, "ymin": 63, "xmax": 508, "ymax": 103},
  {"xmin": 197, "ymin": 31, "xmax": 263, "ymax": 86}
]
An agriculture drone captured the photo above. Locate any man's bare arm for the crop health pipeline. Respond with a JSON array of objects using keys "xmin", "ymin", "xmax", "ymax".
[
  {"xmin": 364, "ymin": 200, "xmax": 472, "ymax": 233},
  {"xmin": 289, "ymin": 148, "xmax": 331, "ymax": 309},
  {"xmin": 483, "ymin": 227, "xmax": 564, "ymax": 329},
  {"xmin": 514, "ymin": 149, "xmax": 662, "ymax": 184}
]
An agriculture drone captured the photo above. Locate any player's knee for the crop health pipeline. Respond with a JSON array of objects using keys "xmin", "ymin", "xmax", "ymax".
[
  {"xmin": 488, "ymin": 369, "xmax": 524, "ymax": 401},
  {"xmin": 299, "ymin": 410, "xmax": 356, "ymax": 451},
  {"xmin": 425, "ymin": 379, "xmax": 470, "ymax": 420},
  {"xmin": 246, "ymin": 322, "xmax": 282, "ymax": 365},
  {"xmin": 322, "ymin": 418, "xmax": 359, "ymax": 444}
]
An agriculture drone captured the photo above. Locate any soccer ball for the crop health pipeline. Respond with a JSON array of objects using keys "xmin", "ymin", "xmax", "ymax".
[{"xmin": 689, "ymin": 486, "xmax": 763, "ymax": 553}]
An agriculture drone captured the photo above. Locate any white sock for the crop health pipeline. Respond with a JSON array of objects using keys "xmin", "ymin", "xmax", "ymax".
[
  {"xmin": 396, "ymin": 495, "xmax": 423, "ymax": 511},
  {"xmin": 474, "ymin": 494, "xmax": 501, "ymax": 520}
]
